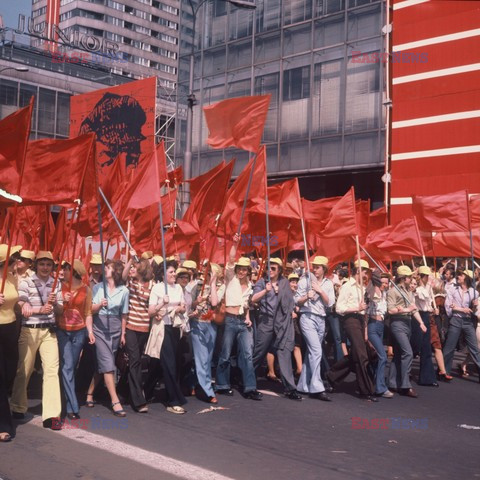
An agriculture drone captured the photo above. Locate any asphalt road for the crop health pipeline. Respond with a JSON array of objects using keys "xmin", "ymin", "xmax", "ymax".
[{"xmin": 1, "ymin": 358, "xmax": 480, "ymax": 480}]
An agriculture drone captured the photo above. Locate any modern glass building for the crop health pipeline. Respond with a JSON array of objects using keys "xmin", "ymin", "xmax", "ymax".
[{"xmin": 176, "ymin": 0, "xmax": 386, "ymax": 204}]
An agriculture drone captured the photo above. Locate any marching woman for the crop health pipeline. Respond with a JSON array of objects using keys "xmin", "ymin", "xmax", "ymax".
[
  {"xmin": 387, "ymin": 266, "xmax": 427, "ymax": 398},
  {"xmin": 58, "ymin": 260, "xmax": 94, "ymax": 420},
  {"xmin": 122, "ymin": 254, "xmax": 155, "ymax": 413},
  {"xmin": 86, "ymin": 260, "xmax": 129, "ymax": 417},
  {"xmin": 147, "ymin": 261, "xmax": 188, "ymax": 414},
  {"xmin": 0, "ymin": 245, "xmax": 19, "ymax": 441},
  {"xmin": 443, "ymin": 269, "xmax": 480, "ymax": 377},
  {"xmin": 215, "ymin": 234, "xmax": 261, "ymax": 400},
  {"xmin": 189, "ymin": 264, "xmax": 223, "ymax": 403}
]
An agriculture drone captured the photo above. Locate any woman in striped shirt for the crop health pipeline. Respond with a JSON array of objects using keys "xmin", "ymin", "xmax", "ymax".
[{"xmin": 122, "ymin": 255, "xmax": 154, "ymax": 413}]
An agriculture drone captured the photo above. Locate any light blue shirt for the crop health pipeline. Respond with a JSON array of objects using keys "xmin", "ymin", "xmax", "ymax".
[
  {"xmin": 92, "ymin": 283, "xmax": 129, "ymax": 317},
  {"xmin": 295, "ymin": 273, "xmax": 335, "ymax": 317}
]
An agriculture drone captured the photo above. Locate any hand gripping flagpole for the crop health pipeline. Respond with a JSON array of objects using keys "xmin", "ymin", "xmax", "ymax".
[{"xmin": 157, "ymin": 200, "xmax": 168, "ymax": 295}]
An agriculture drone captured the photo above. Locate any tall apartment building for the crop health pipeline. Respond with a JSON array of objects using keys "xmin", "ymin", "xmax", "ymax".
[
  {"xmin": 30, "ymin": 0, "xmax": 180, "ymax": 89},
  {"xmin": 176, "ymin": 0, "xmax": 386, "ymax": 204}
]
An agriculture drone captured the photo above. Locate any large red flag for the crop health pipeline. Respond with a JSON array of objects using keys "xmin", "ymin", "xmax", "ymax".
[
  {"xmin": 368, "ymin": 206, "xmax": 388, "ymax": 233},
  {"xmin": 18, "ymin": 134, "xmax": 96, "ymax": 206},
  {"xmin": 0, "ymin": 100, "xmax": 34, "ymax": 196},
  {"xmin": 366, "ymin": 217, "xmax": 424, "ymax": 258},
  {"xmin": 221, "ymin": 147, "xmax": 267, "ymax": 235},
  {"xmin": 188, "ymin": 160, "xmax": 229, "ymax": 201},
  {"xmin": 412, "ymin": 190, "xmax": 469, "ymax": 233},
  {"xmin": 320, "ymin": 187, "xmax": 358, "ymax": 238},
  {"xmin": 183, "ymin": 160, "xmax": 234, "ymax": 231},
  {"xmin": 125, "ymin": 141, "xmax": 168, "ymax": 210},
  {"xmin": 203, "ymin": 95, "xmax": 271, "ymax": 153},
  {"xmin": 470, "ymin": 195, "xmax": 480, "ymax": 228},
  {"xmin": 167, "ymin": 166, "xmax": 183, "ymax": 188}
]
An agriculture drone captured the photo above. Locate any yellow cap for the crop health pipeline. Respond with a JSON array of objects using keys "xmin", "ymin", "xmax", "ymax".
[
  {"xmin": 463, "ymin": 269, "xmax": 474, "ymax": 279},
  {"xmin": 20, "ymin": 250, "xmax": 35, "ymax": 261},
  {"xmin": 235, "ymin": 257, "xmax": 251, "ymax": 268},
  {"xmin": 176, "ymin": 267, "xmax": 190, "ymax": 277},
  {"xmin": 0, "ymin": 244, "xmax": 22, "ymax": 263},
  {"xmin": 397, "ymin": 265, "xmax": 413, "ymax": 277},
  {"xmin": 90, "ymin": 253, "xmax": 102, "ymax": 265},
  {"xmin": 288, "ymin": 273, "xmax": 299, "ymax": 281},
  {"xmin": 210, "ymin": 262, "xmax": 223, "ymax": 277},
  {"xmin": 73, "ymin": 259, "xmax": 87, "ymax": 277},
  {"xmin": 312, "ymin": 256, "xmax": 328, "ymax": 267},
  {"xmin": 183, "ymin": 260, "xmax": 197, "ymax": 270},
  {"xmin": 167, "ymin": 255, "xmax": 176, "ymax": 261},
  {"xmin": 354, "ymin": 259, "xmax": 370, "ymax": 269},
  {"xmin": 36, "ymin": 251, "xmax": 54, "ymax": 262},
  {"xmin": 418, "ymin": 266, "xmax": 432, "ymax": 276},
  {"xmin": 270, "ymin": 257, "xmax": 283, "ymax": 267},
  {"xmin": 152, "ymin": 255, "xmax": 164, "ymax": 265},
  {"xmin": 141, "ymin": 251, "xmax": 153, "ymax": 260}
]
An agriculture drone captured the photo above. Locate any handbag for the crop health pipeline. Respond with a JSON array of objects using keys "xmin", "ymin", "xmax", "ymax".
[
  {"xmin": 365, "ymin": 340, "xmax": 379, "ymax": 364},
  {"xmin": 115, "ymin": 346, "xmax": 129, "ymax": 374}
]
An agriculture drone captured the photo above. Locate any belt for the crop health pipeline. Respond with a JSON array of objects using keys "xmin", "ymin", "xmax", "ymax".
[
  {"xmin": 225, "ymin": 313, "xmax": 245, "ymax": 319},
  {"xmin": 23, "ymin": 323, "xmax": 55, "ymax": 329}
]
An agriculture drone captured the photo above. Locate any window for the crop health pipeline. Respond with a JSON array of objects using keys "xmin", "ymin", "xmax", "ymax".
[
  {"xmin": 347, "ymin": 4, "xmax": 381, "ymax": 41},
  {"xmin": 283, "ymin": 0, "xmax": 312, "ymax": 26},
  {"xmin": 38, "ymin": 88, "xmax": 56, "ymax": 134},
  {"xmin": 0, "ymin": 79, "xmax": 18, "ymax": 106},
  {"xmin": 32, "ymin": 7, "xmax": 47, "ymax": 18},
  {"xmin": 312, "ymin": 58, "xmax": 343, "ymax": 135},
  {"xmin": 254, "ymin": 71, "xmax": 279, "ymax": 141},
  {"xmin": 227, "ymin": 40, "xmax": 252, "ymax": 70},
  {"xmin": 314, "ymin": 14, "xmax": 344, "ymax": 49},
  {"xmin": 255, "ymin": 32, "xmax": 281, "ymax": 63},
  {"xmin": 229, "ymin": 6, "xmax": 254, "ymax": 40},
  {"xmin": 256, "ymin": 0, "xmax": 281, "ymax": 33},
  {"xmin": 283, "ymin": 23, "xmax": 311, "ymax": 56},
  {"xmin": 283, "ymin": 66, "xmax": 310, "ymax": 101},
  {"xmin": 56, "ymin": 92, "xmax": 70, "ymax": 137}
]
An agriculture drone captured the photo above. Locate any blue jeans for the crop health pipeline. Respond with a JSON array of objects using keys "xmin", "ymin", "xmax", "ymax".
[
  {"xmin": 443, "ymin": 316, "xmax": 480, "ymax": 374},
  {"xmin": 57, "ymin": 328, "xmax": 87, "ymax": 414},
  {"xmin": 297, "ymin": 313, "xmax": 326, "ymax": 394},
  {"xmin": 216, "ymin": 314, "xmax": 256, "ymax": 393},
  {"xmin": 367, "ymin": 320, "xmax": 388, "ymax": 394},
  {"xmin": 327, "ymin": 313, "xmax": 344, "ymax": 362},
  {"xmin": 190, "ymin": 320, "xmax": 217, "ymax": 397}
]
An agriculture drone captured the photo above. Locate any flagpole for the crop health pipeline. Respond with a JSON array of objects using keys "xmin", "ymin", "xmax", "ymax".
[
  {"xmin": 263, "ymin": 154, "xmax": 271, "ymax": 283},
  {"xmin": 355, "ymin": 234, "xmax": 364, "ymax": 299},
  {"xmin": 300, "ymin": 214, "xmax": 311, "ymax": 289},
  {"xmin": 98, "ymin": 187, "xmax": 138, "ymax": 259},
  {"xmin": 412, "ymin": 216, "xmax": 427, "ymax": 266},
  {"xmin": 466, "ymin": 190, "xmax": 476, "ymax": 289},
  {"xmin": 126, "ymin": 220, "xmax": 131, "ymax": 262},
  {"xmin": 237, "ymin": 155, "xmax": 257, "ymax": 237},
  {"xmin": 356, "ymin": 239, "xmax": 413, "ymax": 305},
  {"xmin": 157, "ymin": 200, "xmax": 168, "ymax": 295},
  {"xmin": 97, "ymin": 201, "xmax": 108, "ymax": 307}
]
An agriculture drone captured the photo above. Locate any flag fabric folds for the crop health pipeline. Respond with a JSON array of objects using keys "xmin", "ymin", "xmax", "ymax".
[{"xmin": 203, "ymin": 95, "xmax": 271, "ymax": 153}]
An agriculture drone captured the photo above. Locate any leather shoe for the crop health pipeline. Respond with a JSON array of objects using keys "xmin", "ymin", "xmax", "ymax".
[
  {"xmin": 400, "ymin": 388, "xmax": 418, "ymax": 398},
  {"xmin": 216, "ymin": 389, "xmax": 234, "ymax": 396},
  {"xmin": 67, "ymin": 413, "xmax": 80, "ymax": 420},
  {"xmin": 12, "ymin": 411, "xmax": 25, "ymax": 420},
  {"xmin": 43, "ymin": 418, "xmax": 62, "ymax": 430},
  {"xmin": 244, "ymin": 390, "xmax": 263, "ymax": 401},
  {"xmin": 285, "ymin": 391, "xmax": 303, "ymax": 401},
  {"xmin": 419, "ymin": 382, "xmax": 439, "ymax": 387},
  {"xmin": 310, "ymin": 392, "xmax": 332, "ymax": 402},
  {"xmin": 324, "ymin": 384, "xmax": 334, "ymax": 394},
  {"xmin": 363, "ymin": 395, "xmax": 379, "ymax": 402}
]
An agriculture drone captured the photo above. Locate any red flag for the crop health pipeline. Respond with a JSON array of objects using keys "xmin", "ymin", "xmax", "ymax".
[
  {"xmin": 188, "ymin": 160, "xmax": 230, "ymax": 201},
  {"xmin": 203, "ymin": 95, "xmax": 271, "ymax": 153},
  {"xmin": 183, "ymin": 160, "xmax": 234, "ymax": 231},
  {"xmin": 412, "ymin": 190, "xmax": 469, "ymax": 233},
  {"xmin": 0, "ymin": 100, "xmax": 34, "ymax": 196},
  {"xmin": 17, "ymin": 134, "xmax": 96, "ymax": 206},
  {"xmin": 167, "ymin": 166, "xmax": 183, "ymax": 188},
  {"xmin": 320, "ymin": 187, "xmax": 358, "ymax": 238},
  {"xmin": 125, "ymin": 141, "xmax": 168, "ymax": 210},
  {"xmin": 366, "ymin": 217, "xmax": 424, "ymax": 258},
  {"xmin": 470, "ymin": 195, "xmax": 480, "ymax": 228},
  {"xmin": 368, "ymin": 206, "xmax": 388, "ymax": 233},
  {"xmin": 220, "ymin": 148, "xmax": 267, "ymax": 234}
]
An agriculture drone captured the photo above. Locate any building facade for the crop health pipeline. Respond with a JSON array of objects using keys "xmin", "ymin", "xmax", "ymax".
[
  {"xmin": 176, "ymin": 0, "xmax": 386, "ymax": 204},
  {"xmin": 29, "ymin": 0, "xmax": 180, "ymax": 89}
]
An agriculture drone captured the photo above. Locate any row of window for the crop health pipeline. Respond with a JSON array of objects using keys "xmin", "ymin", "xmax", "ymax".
[{"xmin": 60, "ymin": 0, "xmax": 178, "ymax": 14}]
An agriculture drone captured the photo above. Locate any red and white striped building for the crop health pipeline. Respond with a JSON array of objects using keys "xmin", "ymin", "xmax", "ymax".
[{"xmin": 389, "ymin": 0, "xmax": 480, "ymax": 222}]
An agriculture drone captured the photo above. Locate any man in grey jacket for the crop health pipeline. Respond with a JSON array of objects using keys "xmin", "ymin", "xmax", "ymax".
[{"xmin": 252, "ymin": 258, "xmax": 301, "ymax": 400}]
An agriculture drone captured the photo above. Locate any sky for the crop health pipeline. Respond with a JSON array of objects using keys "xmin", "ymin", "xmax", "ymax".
[{"xmin": 0, "ymin": 0, "xmax": 32, "ymax": 29}]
